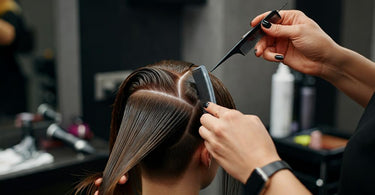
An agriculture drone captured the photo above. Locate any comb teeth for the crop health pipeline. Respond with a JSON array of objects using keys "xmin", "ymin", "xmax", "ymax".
[
  {"xmin": 239, "ymin": 33, "xmax": 262, "ymax": 55},
  {"xmin": 212, "ymin": 8, "xmax": 283, "ymax": 72},
  {"xmin": 239, "ymin": 42, "xmax": 252, "ymax": 55}
]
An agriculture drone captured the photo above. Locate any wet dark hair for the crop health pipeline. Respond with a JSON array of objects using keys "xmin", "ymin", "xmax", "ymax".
[{"xmin": 74, "ymin": 60, "xmax": 237, "ymax": 194}]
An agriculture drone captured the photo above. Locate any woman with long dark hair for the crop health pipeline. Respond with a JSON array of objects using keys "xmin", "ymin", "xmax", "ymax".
[{"xmin": 75, "ymin": 60, "xmax": 239, "ymax": 195}]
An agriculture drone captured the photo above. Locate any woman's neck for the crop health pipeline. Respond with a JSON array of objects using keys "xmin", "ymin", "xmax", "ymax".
[{"xmin": 141, "ymin": 172, "xmax": 201, "ymax": 195}]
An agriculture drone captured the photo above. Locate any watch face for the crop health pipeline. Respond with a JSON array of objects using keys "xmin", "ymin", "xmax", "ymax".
[{"xmin": 245, "ymin": 169, "xmax": 266, "ymax": 195}]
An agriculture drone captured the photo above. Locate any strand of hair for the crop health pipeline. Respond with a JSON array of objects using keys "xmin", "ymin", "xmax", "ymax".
[{"xmin": 135, "ymin": 89, "xmax": 193, "ymax": 108}]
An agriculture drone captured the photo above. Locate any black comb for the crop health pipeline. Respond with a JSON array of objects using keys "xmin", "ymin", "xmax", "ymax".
[
  {"xmin": 192, "ymin": 65, "xmax": 216, "ymax": 104},
  {"xmin": 210, "ymin": 5, "xmax": 286, "ymax": 72}
]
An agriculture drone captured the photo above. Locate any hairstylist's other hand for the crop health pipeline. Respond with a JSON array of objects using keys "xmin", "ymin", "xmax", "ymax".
[
  {"xmin": 252, "ymin": 10, "xmax": 340, "ymax": 77},
  {"xmin": 93, "ymin": 175, "xmax": 128, "ymax": 195},
  {"xmin": 199, "ymin": 102, "xmax": 280, "ymax": 184}
]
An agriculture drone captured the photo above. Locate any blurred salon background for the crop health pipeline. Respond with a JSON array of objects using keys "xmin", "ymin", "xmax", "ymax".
[{"xmin": 0, "ymin": 0, "xmax": 373, "ymax": 194}]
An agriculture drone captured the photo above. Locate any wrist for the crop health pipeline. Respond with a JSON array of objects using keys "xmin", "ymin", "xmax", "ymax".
[
  {"xmin": 244, "ymin": 160, "xmax": 293, "ymax": 194},
  {"xmin": 327, "ymin": 45, "xmax": 349, "ymax": 68},
  {"xmin": 320, "ymin": 45, "xmax": 349, "ymax": 82},
  {"xmin": 242, "ymin": 155, "xmax": 281, "ymax": 184}
]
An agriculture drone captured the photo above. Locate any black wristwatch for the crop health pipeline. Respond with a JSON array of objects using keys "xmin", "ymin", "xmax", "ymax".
[{"xmin": 244, "ymin": 160, "xmax": 292, "ymax": 195}]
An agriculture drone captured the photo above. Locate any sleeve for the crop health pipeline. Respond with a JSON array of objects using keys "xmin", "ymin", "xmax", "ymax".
[
  {"xmin": 1, "ymin": 11, "xmax": 33, "ymax": 53},
  {"xmin": 2, "ymin": 11, "xmax": 22, "ymax": 38},
  {"xmin": 1, "ymin": 11, "xmax": 21, "ymax": 49}
]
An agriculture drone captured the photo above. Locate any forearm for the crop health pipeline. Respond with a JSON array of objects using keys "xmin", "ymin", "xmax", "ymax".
[
  {"xmin": 0, "ymin": 19, "xmax": 15, "ymax": 45},
  {"xmin": 321, "ymin": 46, "xmax": 375, "ymax": 107},
  {"xmin": 263, "ymin": 170, "xmax": 311, "ymax": 195}
]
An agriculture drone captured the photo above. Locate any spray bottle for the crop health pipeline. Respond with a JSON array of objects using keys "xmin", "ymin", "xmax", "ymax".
[
  {"xmin": 270, "ymin": 63, "xmax": 295, "ymax": 138},
  {"xmin": 300, "ymin": 75, "xmax": 316, "ymax": 130}
]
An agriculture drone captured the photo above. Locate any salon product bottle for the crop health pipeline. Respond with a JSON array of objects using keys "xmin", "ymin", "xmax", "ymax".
[
  {"xmin": 291, "ymin": 71, "xmax": 304, "ymax": 132},
  {"xmin": 68, "ymin": 116, "xmax": 93, "ymax": 140},
  {"xmin": 270, "ymin": 63, "xmax": 295, "ymax": 138},
  {"xmin": 300, "ymin": 75, "xmax": 316, "ymax": 130}
]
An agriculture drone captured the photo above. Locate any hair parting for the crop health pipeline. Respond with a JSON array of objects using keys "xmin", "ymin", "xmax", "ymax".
[{"xmin": 74, "ymin": 60, "xmax": 241, "ymax": 195}]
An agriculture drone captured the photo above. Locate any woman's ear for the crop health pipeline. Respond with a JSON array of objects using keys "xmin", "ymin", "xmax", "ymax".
[{"xmin": 200, "ymin": 144, "xmax": 212, "ymax": 168}]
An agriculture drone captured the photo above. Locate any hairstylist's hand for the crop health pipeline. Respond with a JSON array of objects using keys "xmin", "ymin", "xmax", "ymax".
[
  {"xmin": 199, "ymin": 102, "xmax": 280, "ymax": 184},
  {"xmin": 93, "ymin": 175, "xmax": 128, "ymax": 195},
  {"xmin": 252, "ymin": 10, "xmax": 341, "ymax": 77}
]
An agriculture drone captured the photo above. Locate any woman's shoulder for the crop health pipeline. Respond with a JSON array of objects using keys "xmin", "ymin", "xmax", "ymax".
[
  {"xmin": 1, "ymin": 10, "xmax": 23, "ymax": 27},
  {"xmin": 357, "ymin": 92, "xmax": 375, "ymax": 128},
  {"xmin": 338, "ymin": 93, "xmax": 375, "ymax": 194}
]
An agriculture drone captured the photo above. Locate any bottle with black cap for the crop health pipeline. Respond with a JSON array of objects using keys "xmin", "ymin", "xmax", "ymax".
[{"xmin": 300, "ymin": 75, "xmax": 316, "ymax": 130}]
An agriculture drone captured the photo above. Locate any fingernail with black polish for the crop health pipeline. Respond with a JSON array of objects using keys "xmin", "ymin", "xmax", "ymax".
[
  {"xmin": 254, "ymin": 49, "xmax": 258, "ymax": 56},
  {"xmin": 203, "ymin": 102, "xmax": 209, "ymax": 108},
  {"xmin": 275, "ymin": 55, "xmax": 284, "ymax": 60},
  {"xmin": 261, "ymin": 20, "xmax": 271, "ymax": 29}
]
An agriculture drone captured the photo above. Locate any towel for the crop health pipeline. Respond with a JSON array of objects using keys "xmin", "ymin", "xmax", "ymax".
[{"xmin": 0, "ymin": 136, "xmax": 54, "ymax": 175}]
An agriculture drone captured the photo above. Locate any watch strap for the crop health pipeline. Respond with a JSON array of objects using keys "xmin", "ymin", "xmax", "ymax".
[
  {"xmin": 261, "ymin": 160, "xmax": 292, "ymax": 178},
  {"xmin": 244, "ymin": 160, "xmax": 292, "ymax": 195}
]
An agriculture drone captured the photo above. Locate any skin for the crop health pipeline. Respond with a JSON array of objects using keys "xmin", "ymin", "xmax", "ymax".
[
  {"xmin": 94, "ymin": 176, "xmax": 127, "ymax": 195},
  {"xmin": 0, "ymin": 0, "xmax": 15, "ymax": 45},
  {"xmin": 94, "ymin": 144, "xmax": 217, "ymax": 195},
  {"xmin": 253, "ymin": 10, "xmax": 375, "ymax": 107},
  {"xmin": 198, "ymin": 10, "xmax": 375, "ymax": 195},
  {"xmin": 99, "ymin": 10, "xmax": 375, "ymax": 194},
  {"xmin": 142, "ymin": 144, "xmax": 218, "ymax": 195},
  {"xmin": 0, "ymin": 19, "xmax": 14, "ymax": 45},
  {"xmin": 200, "ymin": 103, "xmax": 311, "ymax": 194}
]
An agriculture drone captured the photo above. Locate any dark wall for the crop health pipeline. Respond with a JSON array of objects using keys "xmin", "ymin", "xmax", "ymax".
[
  {"xmin": 295, "ymin": 0, "xmax": 342, "ymax": 127},
  {"xmin": 79, "ymin": 0, "xmax": 187, "ymax": 139}
]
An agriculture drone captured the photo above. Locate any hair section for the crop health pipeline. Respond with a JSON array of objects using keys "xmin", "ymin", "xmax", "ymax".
[{"xmin": 74, "ymin": 60, "xmax": 237, "ymax": 195}]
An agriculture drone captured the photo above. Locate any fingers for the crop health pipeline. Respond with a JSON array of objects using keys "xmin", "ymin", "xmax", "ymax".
[
  {"xmin": 95, "ymin": 176, "xmax": 127, "ymax": 186},
  {"xmin": 201, "ymin": 134, "xmax": 225, "ymax": 160},
  {"xmin": 255, "ymin": 21, "xmax": 293, "ymax": 60},
  {"xmin": 200, "ymin": 102, "xmax": 230, "ymax": 131},
  {"xmin": 94, "ymin": 178, "xmax": 102, "ymax": 187},
  {"xmin": 254, "ymin": 37, "xmax": 267, "ymax": 57},
  {"xmin": 255, "ymin": 41, "xmax": 284, "ymax": 62},
  {"xmin": 203, "ymin": 140, "xmax": 221, "ymax": 159},
  {"xmin": 199, "ymin": 126, "xmax": 213, "ymax": 142},
  {"xmin": 251, "ymin": 10, "xmax": 303, "ymax": 27},
  {"xmin": 200, "ymin": 127, "xmax": 221, "ymax": 166},
  {"xmin": 252, "ymin": 10, "xmax": 303, "ymax": 40},
  {"xmin": 200, "ymin": 113, "xmax": 220, "ymax": 132},
  {"xmin": 250, "ymin": 11, "xmax": 271, "ymax": 27},
  {"xmin": 118, "ymin": 174, "xmax": 128, "ymax": 184},
  {"xmin": 94, "ymin": 174, "xmax": 128, "ymax": 194},
  {"xmin": 203, "ymin": 102, "xmax": 230, "ymax": 118},
  {"xmin": 263, "ymin": 47, "xmax": 284, "ymax": 62},
  {"xmin": 261, "ymin": 22, "xmax": 298, "ymax": 39}
]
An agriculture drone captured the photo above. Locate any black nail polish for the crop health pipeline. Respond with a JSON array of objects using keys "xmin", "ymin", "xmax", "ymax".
[
  {"xmin": 203, "ymin": 102, "xmax": 209, "ymax": 108},
  {"xmin": 275, "ymin": 55, "xmax": 284, "ymax": 60},
  {"xmin": 262, "ymin": 20, "xmax": 271, "ymax": 29},
  {"xmin": 254, "ymin": 49, "xmax": 258, "ymax": 56}
]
